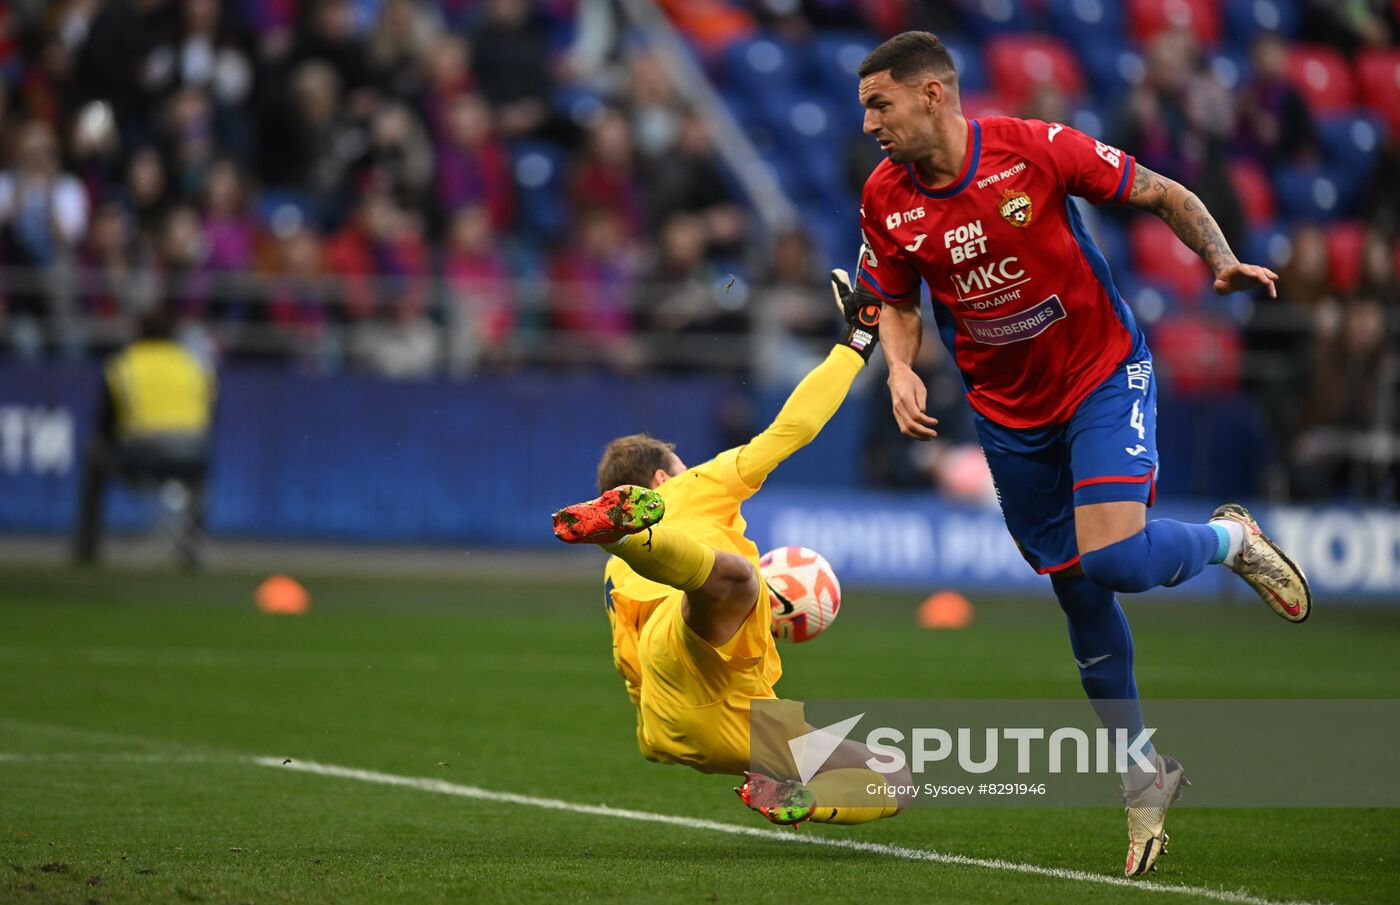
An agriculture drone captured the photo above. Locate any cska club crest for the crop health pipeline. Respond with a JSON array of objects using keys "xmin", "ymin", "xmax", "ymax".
[{"xmin": 999, "ymin": 188, "xmax": 1033, "ymax": 228}]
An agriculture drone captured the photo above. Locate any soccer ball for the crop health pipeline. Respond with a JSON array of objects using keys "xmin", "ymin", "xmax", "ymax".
[{"xmin": 759, "ymin": 546, "xmax": 841, "ymax": 643}]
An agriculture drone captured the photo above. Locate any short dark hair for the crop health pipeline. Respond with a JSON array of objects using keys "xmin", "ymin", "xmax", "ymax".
[
  {"xmin": 597, "ymin": 433, "xmax": 676, "ymax": 491},
  {"xmin": 858, "ymin": 31, "xmax": 958, "ymax": 88}
]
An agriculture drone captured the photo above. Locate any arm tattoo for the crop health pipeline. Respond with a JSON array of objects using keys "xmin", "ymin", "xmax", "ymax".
[{"xmin": 1126, "ymin": 164, "xmax": 1237, "ymax": 274}]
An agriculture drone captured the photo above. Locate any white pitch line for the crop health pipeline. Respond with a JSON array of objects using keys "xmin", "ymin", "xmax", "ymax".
[
  {"xmin": 0, "ymin": 752, "xmax": 224, "ymax": 764},
  {"xmin": 253, "ymin": 757, "xmax": 1329, "ymax": 905}
]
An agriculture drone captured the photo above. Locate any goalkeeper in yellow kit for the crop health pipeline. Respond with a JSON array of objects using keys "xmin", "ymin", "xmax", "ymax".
[{"xmin": 551, "ymin": 271, "xmax": 907, "ymax": 827}]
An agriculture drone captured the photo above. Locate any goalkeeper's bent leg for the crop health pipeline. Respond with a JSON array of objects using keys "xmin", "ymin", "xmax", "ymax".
[
  {"xmin": 604, "ymin": 526, "xmax": 716, "ymax": 592},
  {"xmin": 807, "ymin": 769, "xmax": 901, "ymax": 825}
]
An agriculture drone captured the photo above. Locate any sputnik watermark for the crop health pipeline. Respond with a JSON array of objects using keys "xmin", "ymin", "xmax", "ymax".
[{"xmin": 791, "ymin": 713, "xmax": 1155, "ymax": 782}]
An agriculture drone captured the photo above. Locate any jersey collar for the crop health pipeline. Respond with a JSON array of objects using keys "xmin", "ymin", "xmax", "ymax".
[{"xmin": 906, "ymin": 119, "xmax": 980, "ymax": 200}]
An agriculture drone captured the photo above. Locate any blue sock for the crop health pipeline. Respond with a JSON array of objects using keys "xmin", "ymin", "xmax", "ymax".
[
  {"xmin": 1080, "ymin": 520, "xmax": 1219, "ymax": 593},
  {"xmin": 1050, "ymin": 571, "xmax": 1146, "ymax": 744}
]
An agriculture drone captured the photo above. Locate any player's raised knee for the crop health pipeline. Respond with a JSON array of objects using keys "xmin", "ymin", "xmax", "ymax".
[{"xmin": 1080, "ymin": 539, "xmax": 1155, "ymax": 594}]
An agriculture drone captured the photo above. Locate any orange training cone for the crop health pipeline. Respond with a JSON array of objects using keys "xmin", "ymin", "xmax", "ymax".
[
  {"xmin": 256, "ymin": 575, "xmax": 310, "ymax": 615},
  {"xmin": 918, "ymin": 590, "xmax": 973, "ymax": 629}
]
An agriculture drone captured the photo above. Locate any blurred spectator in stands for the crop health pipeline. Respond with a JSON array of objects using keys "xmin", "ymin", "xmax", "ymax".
[
  {"xmin": 1359, "ymin": 226, "xmax": 1399, "ymax": 308},
  {"xmin": 369, "ymin": 0, "xmax": 439, "ymax": 102},
  {"xmin": 124, "ymin": 146, "xmax": 170, "ymax": 239},
  {"xmin": 281, "ymin": 60, "xmax": 364, "ymax": 210},
  {"xmin": 436, "ymin": 93, "xmax": 514, "ymax": 233},
  {"xmin": 1280, "ymin": 223, "xmax": 1336, "ymax": 308},
  {"xmin": 291, "ymin": 0, "xmax": 373, "ymax": 99},
  {"xmin": 74, "ymin": 307, "xmax": 216, "ymax": 567},
  {"xmin": 200, "ymin": 158, "xmax": 256, "ymax": 320},
  {"xmin": 1235, "ymin": 33, "xmax": 1319, "ymax": 167},
  {"xmin": 264, "ymin": 221, "xmax": 338, "ymax": 361},
  {"xmin": 1294, "ymin": 294, "xmax": 1396, "ymax": 498},
  {"xmin": 164, "ymin": 87, "xmax": 218, "ymax": 197},
  {"xmin": 158, "ymin": 203, "xmax": 210, "ymax": 318},
  {"xmin": 637, "ymin": 211, "xmax": 744, "ymax": 374},
  {"xmin": 365, "ymin": 100, "xmax": 435, "ymax": 212},
  {"xmin": 625, "ymin": 50, "xmax": 684, "ymax": 161},
  {"xmin": 421, "ymin": 34, "xmax": 475, "ymax": 139},
  {"xmin": 645, "ymin": 112, "xmax": 746, "ymax": 258},
  {"xmin": 1113, "ymin": 28, "xmax": 1246, "ymax": 253},
  {"xmin": 326, "ymin": 189, "xmax": 431, "ymax": 322},
  {"xmin": 0, "ymin": 119, "xmax": 89, "ymax": 327},
  {"xmin": 548, "ymin": 206, "xmax": 638, "ymax": 367},
  {"xmin": 143, "ymin": 0, "xmax": 255, "ymax": 160},
  {"xmin": 749, "ymin": 228, "xmax": 833, "ymax": 387},
  {"xmin": 571, "ymin": 107, "xmax": 643, "ymax": 239},
  {"xmin": 81, "ymin": 200, "xmax": 152, "ymax": 322},
  {"xmin": 76, "ymin": 0, "xmax": 177, "ymax": 147},
  {"xmin": 471, "ymin": 0, "xmax": 553, "ymax": 139},
  {"xmin": 444, "ymin": 204, "xmax": 516, "ymax": 373}
]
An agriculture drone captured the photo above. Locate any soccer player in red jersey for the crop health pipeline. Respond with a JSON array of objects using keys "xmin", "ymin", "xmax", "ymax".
[{"xmin": 849, "ymin": 32, "xmax": 1312, "ymax": 876}]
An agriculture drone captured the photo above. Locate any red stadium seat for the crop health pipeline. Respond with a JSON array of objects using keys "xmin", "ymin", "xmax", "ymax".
[
  {"xmin": 1127, "ymin": 0, "xmax": 1220, "ymax": 47},
  {"xmin": 1285, "ymin": 45, "xmax": 1355, "ymax": 115},
  {"xmin": 1324, "ymin": 221, "xmax": 1365, "ymax": 295},
  {"xmin": 1227, "ymin": 159, "xmax": 1276, "ymax": 226},
  {"xmin": 984, "ymin": 35, "xmax": 1085, "ymax": 107},
  {"xmin": 1129, "ymin": 216, "xmax": 1211, "ymax": 302},
  {"xmin": 1356, "ymin": 49, "xmax": 1400, "ymax": 135}
]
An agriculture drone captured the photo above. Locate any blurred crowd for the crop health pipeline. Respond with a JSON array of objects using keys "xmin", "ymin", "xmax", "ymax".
[{"xmin": 0, "ymin": 0, "xmax": 1397, "ymax": 500}]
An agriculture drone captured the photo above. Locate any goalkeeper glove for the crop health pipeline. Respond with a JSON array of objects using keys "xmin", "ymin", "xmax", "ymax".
[{"xmin": 831, "ymin": 268, "xmax": 882, "ymax": 361}]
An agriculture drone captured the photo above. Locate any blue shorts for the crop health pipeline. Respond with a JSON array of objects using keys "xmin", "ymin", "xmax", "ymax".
[{"xmin": 975, "ymin": 351, "xmax": 1158, "ymax": 574}]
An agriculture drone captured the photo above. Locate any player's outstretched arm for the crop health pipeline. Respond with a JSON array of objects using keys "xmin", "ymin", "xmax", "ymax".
[
  {"xmin": 733, "ymin": 273, "xmax": 884, "ymax": 487},
  {"xmin": 1123, "ymin": 164, "xmax": 1279, "ymax": 298},
  {"xmin": 880, "ymin": 298, "xmax": 940, "ymax": 441}
]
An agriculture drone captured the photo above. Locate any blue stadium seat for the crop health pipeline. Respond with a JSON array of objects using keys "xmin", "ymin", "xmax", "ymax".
[
  {"xmin": 954, "ymin": 0, "xmax": 1038, "ymax": 38},
  {"xmin": 940, "ymin": 34, "xmax": 988, "ymax": 94},
  {"xmin": 1317, "ymin": 112, "xmax": 1386, "ymax": 189},
  {"xmin": 508, "ymin": 141, "xmax": 568, "ymax": 241},
  {"xmin": 723, "ymin": 34, "xmax": 801, "ymax": 93},
  {"xmin": 1273, "ymin": 163, "xmax": 1354, "ymax": 220},
  {"xmin": 1222, "ymin": 0, "xmax": 1302, "ymax": 47},
  {"xmin": 1079, "ymin": 37, "xmax": 1145, "ymax": 102},
  {"xmin": 1244, "ymin": 221, "xmax": 1295, "ymax": 271},
  {"xmin": 807, "ymin": 30, "xmax": 879, "ymax": 98},
  {"xmin": 1206, "ymin": 50, "xmax": 1251, "ymax": 93},
  {"xmin": 1045, "ymin": 0, "xmax": 1126, "ymax": 54}
]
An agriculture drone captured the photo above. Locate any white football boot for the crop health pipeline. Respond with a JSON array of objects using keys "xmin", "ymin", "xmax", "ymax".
[
  {"xmin": 1123, "ymin": 754, "xmax": 1189, "ymax": 877},
  {"xmin": 1211, "ymin": 503, "xmax": 1311, "ymax": 622}
]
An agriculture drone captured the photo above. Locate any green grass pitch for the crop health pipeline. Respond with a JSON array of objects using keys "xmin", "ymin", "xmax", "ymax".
[{"xmin": 2, "ymin": 566, "xmax": 1398, "ymax": 904}]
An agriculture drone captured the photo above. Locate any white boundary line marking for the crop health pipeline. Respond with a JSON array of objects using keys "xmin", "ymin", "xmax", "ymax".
[
  {"xmin": 251, "ymin": 757, "xmax": 1330, "ymax": 905},
  {"xmin": 0, "ymin": 750, "xmax": 1333, "ymax": 905}
]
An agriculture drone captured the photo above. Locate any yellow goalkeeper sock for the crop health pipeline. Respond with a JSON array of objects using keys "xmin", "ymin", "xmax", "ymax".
[
  {"xmin": 806, "ymin": 769, "xmax": 901, "ymax": 825},
  {"xmin": 605, "ymin": 526, "xmax": 715, "ymax": 592}
]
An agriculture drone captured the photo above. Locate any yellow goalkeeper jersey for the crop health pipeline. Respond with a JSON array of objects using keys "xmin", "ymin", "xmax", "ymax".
[{"xmin": 603, "ymin": 345, "xmax": 865, "ymax": 707}]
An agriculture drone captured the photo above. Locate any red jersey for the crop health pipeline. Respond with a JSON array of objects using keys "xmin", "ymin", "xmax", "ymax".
[{"xmin": 858, "ymin": 116, "xmax": 1144, "ymax": 429}]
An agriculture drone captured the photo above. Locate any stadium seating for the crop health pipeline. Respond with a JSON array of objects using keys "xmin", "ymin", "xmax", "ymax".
[
  {"xmin": 1324, "ymin": 221, "xmax": 1366, "ymax": 295},
  {"xmin": 1228, "ymin": 158, "xmax": 1277, "ymax": 226},
  {"xmin": 954, "ymin": 0, "xmax": 1037, "ymax": 39},
  {"xmin": 1129, "ymin": 216, "xmax": 1211, "ymax": 303},
  {"xmin": 1127, "ymin": 0, "xmax": 1221, "ymax": 47},
  {"xmin": 984, "ymin": 34, "xmax": 1086, "ymax": 106},
  {"xmin": 1221, "ymin": 0, "xmax": 1302, "ymax": 45},
  {"xmin": 1356, "ymin": 49, "xmax": 1400, "ymax": 135},
  {"xmin": 1318, "ymin": 112, "xmax": 1387, "ymax": 201},
  {"xmin": 1045, "ymin": 0, "xmax": 1127, "ymax": 55},
  {"xmin": 1285, "ymin": 45, "xmax": 1355, "ymax": 115},
  {"xmin": 1273, "ymin": 162, "xmax": 1350, "ymax": 220}
]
